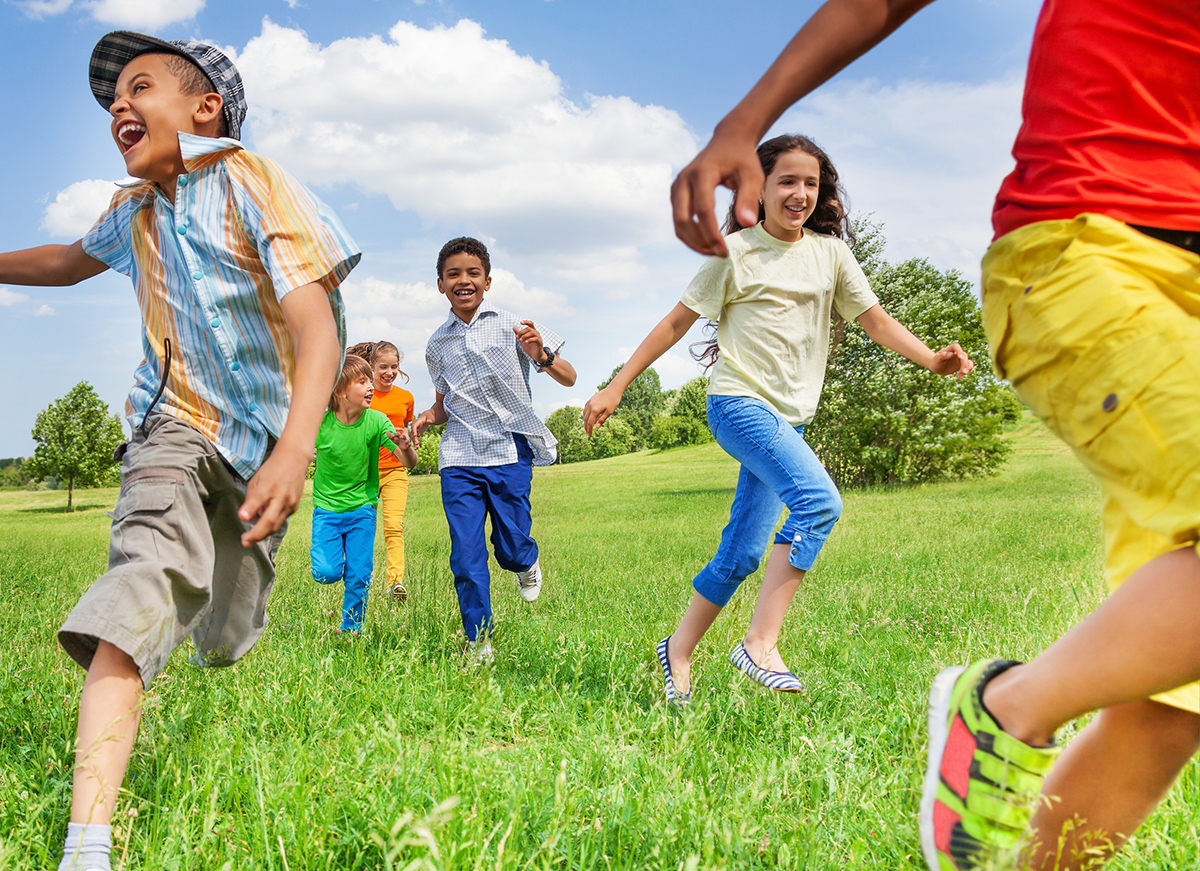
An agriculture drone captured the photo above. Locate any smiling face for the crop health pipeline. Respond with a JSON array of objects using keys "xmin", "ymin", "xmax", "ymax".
[
  {"xmin": 340, "ymin": 374, "xmax": 374, "ymax": 413},
  {"xmin": 109, "ymin": 53, "xmax": 221, "ymax": 192},
  {"xmin": 438, "ymin": 252, "xmax": 492, "ymax": 323},
  {"xmin": 759, "ymin": 149, "xmax": 821, "ymax": 242},
  {"xmin": 372, "ymin": 351, "xmax": 400, "ymax": 392}
]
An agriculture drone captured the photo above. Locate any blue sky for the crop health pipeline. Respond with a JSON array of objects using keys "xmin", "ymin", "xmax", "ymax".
[{"xmin": 0, "ymin": 0, "xmax": 1043, "ymax": 458}]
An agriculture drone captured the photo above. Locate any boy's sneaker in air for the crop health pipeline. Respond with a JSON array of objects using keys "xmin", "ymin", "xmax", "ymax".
[
  {"xmin": 516, "ymin": 560, "xmax": 542, "ymax": 602},
  {"xmin": 920, "ymin": 659, "xmax": 1061, "ymax": 870},
  {"xmin": 386, "ymin": 583, "xmax": 408, "ymax": 603}
]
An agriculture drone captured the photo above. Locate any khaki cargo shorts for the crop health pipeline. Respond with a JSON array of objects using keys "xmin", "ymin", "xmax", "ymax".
[
  {"xmin": 59, "ymin": 414, "xmax": 286, "ymax": 687},
  {"xmin": 982, "ymin": 213, "xmax": 1200, "ymax": 713}
]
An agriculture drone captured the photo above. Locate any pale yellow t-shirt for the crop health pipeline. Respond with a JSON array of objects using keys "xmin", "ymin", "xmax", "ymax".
[{"xmin": 680, "ymin": 223, "xmax": 879, "ymax": 426}]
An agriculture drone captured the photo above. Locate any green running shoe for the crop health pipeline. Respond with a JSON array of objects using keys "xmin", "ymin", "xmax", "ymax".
[{"xmin": 919, "ymin": 659, "xmax": 1061, "ymax": 870}]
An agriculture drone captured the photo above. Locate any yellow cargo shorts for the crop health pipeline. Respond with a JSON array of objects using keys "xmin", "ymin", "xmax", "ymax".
[{"xmin": 981, "ymin": 212, "xmax": 1200, "ymax": 713}]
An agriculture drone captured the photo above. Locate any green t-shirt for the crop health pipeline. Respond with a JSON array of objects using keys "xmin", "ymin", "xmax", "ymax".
[{"xmin": 312, "ymin": 409, "xmax": 397, "ymax": 513}]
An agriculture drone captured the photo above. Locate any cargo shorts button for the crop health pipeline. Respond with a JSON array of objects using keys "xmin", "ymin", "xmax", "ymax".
[{"xmin": 1102, "ymin": 393, "xmax": 1118, "ymax": 412}]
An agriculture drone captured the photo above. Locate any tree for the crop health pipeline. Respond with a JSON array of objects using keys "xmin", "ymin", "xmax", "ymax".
[
  {"xmin": 545, "ymin": 406, "xmax": 592, "ymax": 464},
  {"xmin": 649, "ymin": 376, "xmax": 715, "ymax": 450},
  {"xmin": 597, "ymin": 366, "xmax": 664, "ymax": 449},
  {"xmin": 806, "ymin": 224, "xmax": 1014, "ymax": 488},
  {"xmin": 27, "ymin": 382, "xmax": 125, "ymax": 510}
]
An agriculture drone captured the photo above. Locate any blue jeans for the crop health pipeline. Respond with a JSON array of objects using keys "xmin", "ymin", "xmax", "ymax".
[
  {"xmin": 692, "ymin": 395, "xmax": 842, "ymax": 607},
  {"xmin": 311, "ymin": 503, "xmax": 376, "ymax": 632},
  {"xmin": 440, "ymin": 435, "xmax": 539, "ymax": 641}
]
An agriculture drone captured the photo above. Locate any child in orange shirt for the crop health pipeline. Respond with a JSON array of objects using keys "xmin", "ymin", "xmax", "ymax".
[{"xmin": 349, "ymin": 341, "xmax": 415, "ymax": 601}]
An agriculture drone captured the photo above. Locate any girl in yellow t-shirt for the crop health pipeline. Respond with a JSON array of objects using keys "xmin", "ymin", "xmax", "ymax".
[
  {"xmin": 585, "ymin": 135, "xmax": 973, "ymax": 704},
  {"xmin": 349, "ymin": 340, "xmax": 416, "ymax": 602}
]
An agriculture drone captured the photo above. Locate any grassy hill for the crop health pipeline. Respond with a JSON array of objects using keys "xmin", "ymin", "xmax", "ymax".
[{"xmin": 1, "ymin": 419, "xmax": 1196, "ymax": 869}]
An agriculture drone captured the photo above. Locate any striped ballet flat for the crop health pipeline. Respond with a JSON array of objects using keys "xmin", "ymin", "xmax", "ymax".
[
  {"xmin": 729, "ymin": 642, "xmax": 802, "ymax": 693},
  {"xmin": 656, "ymin": 636, "xmax": 691, "ymax": 706}
]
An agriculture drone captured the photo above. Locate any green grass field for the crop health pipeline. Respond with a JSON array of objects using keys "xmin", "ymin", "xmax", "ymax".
[{"xmin": 2, "ymin": 419, "xmax": 1198, "ymax": 869}]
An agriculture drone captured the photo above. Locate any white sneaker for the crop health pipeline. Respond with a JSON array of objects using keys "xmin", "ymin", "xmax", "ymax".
[
  {"xmin": 516, "ymin": 560, "xmax": 542, "ymax": 602},
  {"xmin": 464, "ymin": 638, "xmax": 495, "ymax": 668}
]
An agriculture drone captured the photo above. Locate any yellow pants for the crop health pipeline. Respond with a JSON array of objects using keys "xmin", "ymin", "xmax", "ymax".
[
  {"xmin": 378, "ymin": 466, "xmax": 409, "ymax": 588},
  {"xmin": 982, "ymin": 213, "xmax": 1200, "ymax": 713}
]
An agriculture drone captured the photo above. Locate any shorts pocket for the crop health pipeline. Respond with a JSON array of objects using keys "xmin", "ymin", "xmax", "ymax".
[{"xmin": 114, "ymin": 475, "xmax": 180, "ymax": 521}]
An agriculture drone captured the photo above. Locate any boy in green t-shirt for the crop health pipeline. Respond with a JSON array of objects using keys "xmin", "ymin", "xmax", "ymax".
[{"xmin": 312, "ymin": 355, "xmax": 416, "ymax": 634}]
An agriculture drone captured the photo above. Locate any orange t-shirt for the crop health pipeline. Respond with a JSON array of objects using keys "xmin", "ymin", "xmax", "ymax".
[
  {"xmin": 371, "ymin": 385, "xmax": 415, "ymax": 471},
  {"xmin": 993, "ymin": 0, "xmax": 1200, "ymax": 239}
]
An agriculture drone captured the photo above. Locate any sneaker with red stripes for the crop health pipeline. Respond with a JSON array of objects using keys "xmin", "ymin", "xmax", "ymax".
[{"xmin": 919, "ymin": 659, "xmax": 1060, "ymax": 870}]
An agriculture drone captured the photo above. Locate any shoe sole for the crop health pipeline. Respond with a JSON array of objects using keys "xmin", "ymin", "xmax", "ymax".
[
  {"xmin": 390, "ymin": 586, "xmax": 408, "ymax": 603},
  {"xmin": 919, "ymin": 665, "xmax": 966, "ymax": 871},
  {"xmin": 518, "ymin": 587, "xmax": 540, "ymax": 602}
]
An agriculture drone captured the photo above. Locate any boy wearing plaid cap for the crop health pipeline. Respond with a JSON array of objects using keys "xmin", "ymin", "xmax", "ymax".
[
  {"xmin": 414, "ymin": 237, "xmax": 577, "ymax": 665},
  {"xmin": 0, "ymin": 31, "xmax": 359, "ymax": 870}
]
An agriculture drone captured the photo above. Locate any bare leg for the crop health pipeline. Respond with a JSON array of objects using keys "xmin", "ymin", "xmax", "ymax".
[
  {"xmin": 667, "ymin": 592, "xmax": 723, "ymax": 696},
  {"xmin": 71, "ymin": 641, "xmax": 143, "ymax": 824},
  {"xmin": 1029, "ymin": 700, "xmax": 1199, "ymax": 871},
  {"xmin": 742, "ymin": 543, "xmax": 806, "ymax": 673},
  {"xmin": 985, "ymin": 548, "xmax": 1200, "ymax": 747}
]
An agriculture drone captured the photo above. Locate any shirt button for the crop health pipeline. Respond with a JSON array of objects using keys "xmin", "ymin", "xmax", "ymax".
[
  {"xmin": 249, "ymin": 403, "xmax": 257, "ymax": 413},
  {"xmin": 193, "ymin": 271, "xmax": 202, "ymax": 281},
  {"xmin": 179, "ymin": 175, "xmax": 189, "ymax": 185},
  {"xmin": 230, "ymin": 361, "xmax": 240, "ymax": 372},
  {"xmin": 177, "ymin": 226, "xmax": 187, "ymax": 235},
  {"xmin": 210, "ymin": 318, "xmax": 220, "ymax": 328}
]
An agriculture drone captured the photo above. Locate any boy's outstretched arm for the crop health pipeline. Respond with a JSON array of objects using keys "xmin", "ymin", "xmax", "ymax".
[
  {"xmin": 514, "ymin": 320, "xmax": 577, "ymax": 387},
  {"xmin": 413, "ymin": 394, "xmax": 448, "ymax": 440},
  {"xmin": 238, "ymin": 282, "xmax": 340, "ymax": 546},
  {"xmin": 856, "ymin": 304, "xmax": 974, "ymax": 378},
  {"xmin": 672, "ymin": 0, "xmax": 937, "ymax": 257},
  {"xmin": 0, "ymin": 240, "xmax": 108, "ymax": 285}
]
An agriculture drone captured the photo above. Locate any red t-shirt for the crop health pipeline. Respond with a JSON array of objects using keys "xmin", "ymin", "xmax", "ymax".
[{"xmin": 993, "ymin": 0, "xmax": 1200, "ymax": 239}]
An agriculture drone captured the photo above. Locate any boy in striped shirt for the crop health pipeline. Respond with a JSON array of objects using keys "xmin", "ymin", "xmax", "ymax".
[{"xmin": 0, "ymin": 32, "xmax": 359, "ymax": 871}]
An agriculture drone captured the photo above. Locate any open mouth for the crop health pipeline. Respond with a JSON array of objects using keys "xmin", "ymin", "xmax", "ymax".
[{"xmin": 117, "ymin": 122, "xmax": 147, "ymax": 151}]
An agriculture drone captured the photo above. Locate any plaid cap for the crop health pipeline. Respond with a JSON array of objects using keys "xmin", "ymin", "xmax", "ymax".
[{"xmin": 89, "ymin": 31, "xmax": 246, "ymax": 141}]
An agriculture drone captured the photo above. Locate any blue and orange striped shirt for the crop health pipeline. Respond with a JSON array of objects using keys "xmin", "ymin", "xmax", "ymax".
[{"xmin": 83, "ymin": 133, "xmax": 361, "ymax": 478}]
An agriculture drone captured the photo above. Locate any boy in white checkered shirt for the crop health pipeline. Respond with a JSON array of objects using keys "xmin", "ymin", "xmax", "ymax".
[{"xmin": 414, "ymin": 237, "xmax": 577, "ymax": 664}]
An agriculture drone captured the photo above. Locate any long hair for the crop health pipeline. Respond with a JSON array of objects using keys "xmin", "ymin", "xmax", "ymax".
[
  {"xmin": 721, "ymin": 134, "xmax": 854, "ymax": 242},
  {"xmin": 329, "ymin": 354, "xmax": 374, "ymax": 412},
  {"xmin": 692, "ymin": 135, "xmax": 854, "ymax": 371},
  {"xmin": 347, "ymin": 340, "xmax": 410, "ymax": 384}
]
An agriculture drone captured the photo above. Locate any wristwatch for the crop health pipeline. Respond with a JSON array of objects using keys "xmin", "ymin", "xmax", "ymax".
[{"xmin": 535, "ymin": 349, "xmax": 556, "ymax": 370}]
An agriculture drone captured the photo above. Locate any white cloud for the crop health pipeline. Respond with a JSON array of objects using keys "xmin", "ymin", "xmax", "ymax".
[
  {"xmin": 774, "ymin": 75, "xmax": 1025, "ymax": 284},
  {"xmin": 32, "ymin": 304, "xmax": 56, "ymax": 317},
  {"xmin": 235, "ymin": 18, "xmax": 697, "ymax": 259},
  {"xmin": 42, "ymin": 179, "xmax": 125, "ymax": 239},
  {"xmin": 15, "ymin": 0, "xmax": 203, "ymax": 27},
  {"xmin": 0, "ymin": 288, "xmax": 30, "ymax": 307}
]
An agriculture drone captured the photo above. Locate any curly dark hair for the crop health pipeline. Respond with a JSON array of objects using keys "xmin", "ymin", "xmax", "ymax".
[
  {"xmin": 722, "ymin": 134, "xmax": 854, "ymax": 243},
  {"xmin": 436, "ymin": 237, "xmax": 491, "ymax": 279}
]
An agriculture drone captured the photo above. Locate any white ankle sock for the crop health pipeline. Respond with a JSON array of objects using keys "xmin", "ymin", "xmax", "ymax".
[{"xmin": 59, "ymin": 822, "xmax": 112, "ymax": 871}]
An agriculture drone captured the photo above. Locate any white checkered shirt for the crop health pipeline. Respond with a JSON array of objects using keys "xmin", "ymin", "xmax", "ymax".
[{"xmin": 426, "ymin": 301, "xmax": 565, "ymax": 469}]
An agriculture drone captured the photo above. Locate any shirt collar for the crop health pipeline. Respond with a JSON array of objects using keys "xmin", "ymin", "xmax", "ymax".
[
  {"xmin": 115, "ymin": 132, "xmax": 243, "ymax": 192},
  {"xmin": 444, "ymin": 298, "xmax": 497, "ymax": 331}
]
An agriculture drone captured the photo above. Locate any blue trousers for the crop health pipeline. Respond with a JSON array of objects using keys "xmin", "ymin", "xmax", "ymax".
[
  {"xmin": 311, "ymin": 503, "xmax": 376, "ymax": 632},
  {"xmin": 693, "ymin": 395, "xmax": 842, "ymax": 607},
  {"xmin": 440, "ymin": 435, "xmax": 539, "ymax": 641}
]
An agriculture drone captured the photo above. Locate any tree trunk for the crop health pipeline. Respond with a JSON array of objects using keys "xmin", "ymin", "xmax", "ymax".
[{"xmin": 67, "ymin": 472, "xmax": 74, "ymax": 512}]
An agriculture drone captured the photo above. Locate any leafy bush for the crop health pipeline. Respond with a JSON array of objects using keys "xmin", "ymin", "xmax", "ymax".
[
  {"xmin": 806, "ymin": 250, "xmax": 1014, "ymax": 488},
  {"xmin": 649, "ymin": 416, "xmax": 711, "ymax": 450},
  {"xmin": 596, "ymin": 366, "xmax": 664, "ymax": 450},
  {"xmin": 545, "ymin": 407, "xmax": 636, "ymax": 464},
  {"xmin": 545, "ymin": 407, "xmax": 592, "ymax": 464},
  {"xmin": 412, "ymin": 429, "xmax": 442, "ymax": 475}
]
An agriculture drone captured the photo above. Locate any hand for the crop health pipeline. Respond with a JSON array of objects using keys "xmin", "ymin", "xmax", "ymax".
[
  {"xmin": 412, "ymin": 411, "xmax": 435, "ymax": 440},
  {"xmin": 514, "ymin": 320, "xmax": 548, "ymax": 364},
  {"xmin": 386, "ymin": 426, "xmax": 412, "ymax": 450},
  {"xmin": 670, "ymin": 126, "xmax": 764, "ymax": 257},
  {"xmin": 238, "ymin": 442, "xmax": 310, "ymax": 547},
  {"xmin": 930, "ymin": 343, "xmax": 975, "ymax": 380},
  {"xmin": 582, "ymin": 385, "xmax": 623, "ymax": 436}
]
